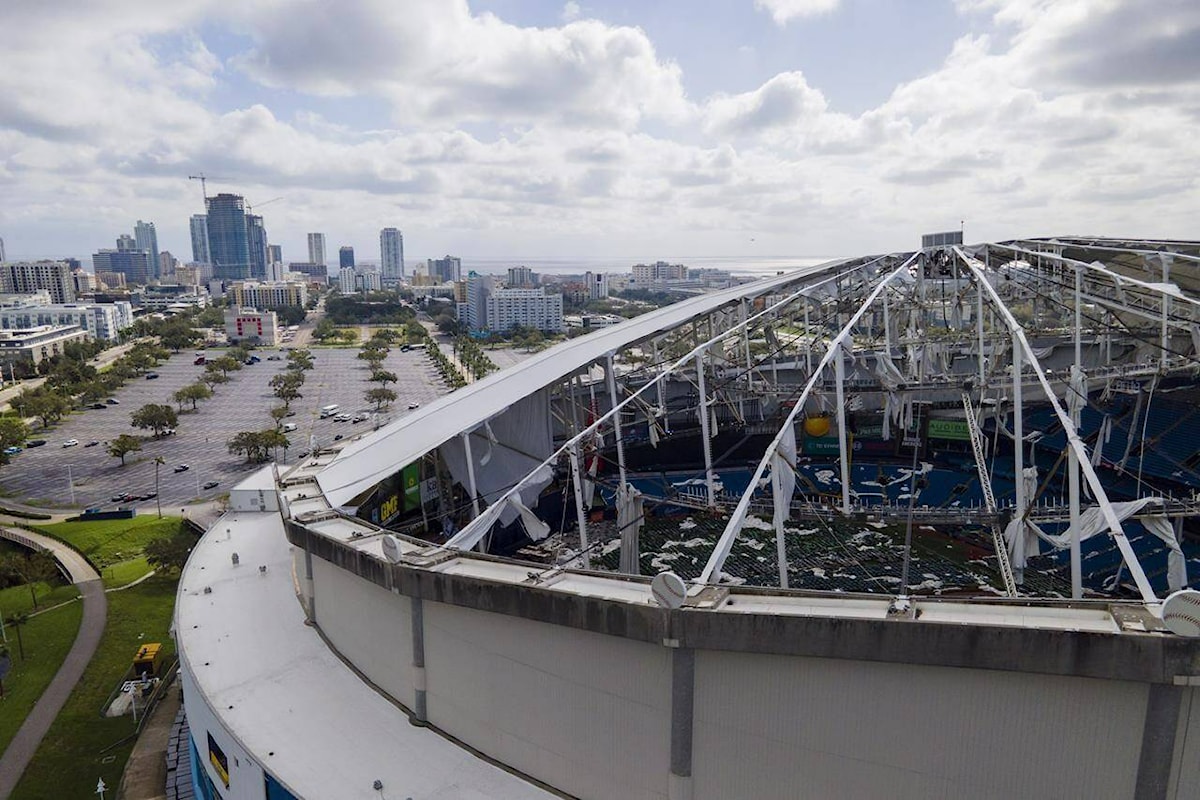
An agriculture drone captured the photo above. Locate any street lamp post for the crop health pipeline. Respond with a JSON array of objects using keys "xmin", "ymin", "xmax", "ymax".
[{"xmin": 153, "ymin": 457, "xmax": 164, "ymax": 518}]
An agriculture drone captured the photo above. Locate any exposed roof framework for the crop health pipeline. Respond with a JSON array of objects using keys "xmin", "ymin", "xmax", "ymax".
[{"xmin": 311, "ymin": 237, "xmax": 1200, "ymax": 607}]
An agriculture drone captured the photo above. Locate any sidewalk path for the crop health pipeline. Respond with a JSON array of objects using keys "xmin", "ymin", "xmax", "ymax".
[
  {"xmin": 116, "ymin": 680, "xmax": 181, "ymax": 800},
  {"xmin": 0, "ymin": 580, "xmax": 106, "ymax": 798},
  {"xmin": 0, "ymin": 529, "xmax": 107, "ymax": 799}
]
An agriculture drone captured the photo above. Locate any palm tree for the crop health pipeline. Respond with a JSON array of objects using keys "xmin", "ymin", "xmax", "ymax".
[{"xmin": 153, "ymin": 456, "xmax": 165, "ymax": 518}]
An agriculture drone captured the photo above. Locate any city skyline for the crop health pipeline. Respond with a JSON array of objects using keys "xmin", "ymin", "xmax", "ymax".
[{"xmin": 2, "ymin": 1, "xmax": 1198, "ymax": 263}]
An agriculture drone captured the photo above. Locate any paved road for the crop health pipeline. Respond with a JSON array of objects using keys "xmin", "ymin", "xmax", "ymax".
[
  {"xmin": 0, "ymin": 536, "xmax": 105, "ymax": 799},
  {"xmin": 0, "ymin": 348, "xmax": 448, "ymax": 512}
]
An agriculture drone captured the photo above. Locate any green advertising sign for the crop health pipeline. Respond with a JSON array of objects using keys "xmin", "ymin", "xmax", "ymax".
[
  {"xmin": 803, "ymin": 433, "xmax": 842, "ymax": 455},
  {"xmin": 927, "ymin": 418, "xmax": 970, "ymax": 441}
]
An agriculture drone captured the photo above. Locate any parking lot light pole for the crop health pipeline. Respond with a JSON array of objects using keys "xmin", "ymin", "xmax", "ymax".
[{"xmin": 153, "ymin": 457, "xmax": 164, "ymax": 518}]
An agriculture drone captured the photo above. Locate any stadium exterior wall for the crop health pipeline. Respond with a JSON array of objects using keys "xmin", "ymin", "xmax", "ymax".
[{"xmin": 287, "ymin": 521, "xmax": 1200, "ymax": 800}]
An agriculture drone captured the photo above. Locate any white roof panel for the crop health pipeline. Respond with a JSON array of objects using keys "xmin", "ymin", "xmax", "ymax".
[{"xmin": 317, "ymin": 259, "xmax": 852, "ymax": 507}]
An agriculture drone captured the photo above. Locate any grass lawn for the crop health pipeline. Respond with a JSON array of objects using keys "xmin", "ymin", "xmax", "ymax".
[
  {"xmin": 0, "ymin": 601, "xmax": 84, "ymax": 758},
  {"xmin": 31, "ymin": 516, "xmax": 187, "ymax": 569},
  {"xmin": 10, "ymin": 574, "xmax": 179, "ymax": 800},
  {"xmin": 0, "ymin": 580, "xmax": 80, "ymax": 620},
  {"xmin": 101, "ymin": 557, "xmax": 153, "ymax": 589}
]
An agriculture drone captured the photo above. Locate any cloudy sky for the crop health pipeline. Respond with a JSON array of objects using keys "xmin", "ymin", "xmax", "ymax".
[{"xmin": 2, "ymin": 0, "xmax": 1198, "ymax": 268}]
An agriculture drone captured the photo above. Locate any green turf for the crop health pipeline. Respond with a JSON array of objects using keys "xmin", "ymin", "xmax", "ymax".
[
  {"xmin": 0, "ymin": 580, "xmax": 81, "ymax": 620},
  {"xmin": 0, "ymin": 601, "xmax": 84, "ymax": 758},
  {"xmin": 9, "ymin": 575, "xmax": 179, "ymax": 800},
  {"xmin": 101, "ymin": 557, "xmax": 153, "ymax": 589},
  {"xmin": 30, "ymin": 516, "xmax": 187, "ymax": 569}
]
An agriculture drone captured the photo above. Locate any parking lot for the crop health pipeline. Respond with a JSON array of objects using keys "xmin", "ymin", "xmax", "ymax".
[{"xmin": 0, "ymin": 347, "xmax": 449, "ymax": 511}]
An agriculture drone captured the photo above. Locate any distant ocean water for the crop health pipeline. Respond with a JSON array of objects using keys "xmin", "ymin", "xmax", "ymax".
[{"xmin": 446, "ymin": 255, "xmax": 837, "ymax": 278}]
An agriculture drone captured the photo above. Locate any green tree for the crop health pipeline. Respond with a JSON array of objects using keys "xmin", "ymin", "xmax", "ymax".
[
  {"xmin": 227, "ymin": 431, "xmax": 270, "ymax": 463},
  {"xmin": 286, "ymin": 349, "xmax": 314, "ymax": 371},
  {"xmin": 365, "ymin": 386, "xmax": 397, "ymax": 411},
  {"xmin": 25, "ymin": 392, "xmax": 71, "ymax": 428},
  {"xmin": 0, "ymin": 551, "xmax": 59, "ymax": 610},
  {"xmin": 5, "ymin": 612, "xmax": 28, "ymax": 661},
  {"xmin": 357, "ymin": 346, "xmax": 387, "ymax": 370},
  {"xmin": 107, "ymin": 434, "xmax": 143, "ymax": 465},
  {"xmin": 173, "ymin": 382, "xmax": 213, "ymax": 411},
  {"xmin": 0, "ymin": 417, "xmax": 29, "ymax": 464},
  {"xmin": 269, "ymin": 405, "xmax": 290, "ymax": 430},
  {"xmin": 269, "ymin": 371, "xmax": 304, "ymax": 408},
  {"xmin": 209, "ymin": 355, "xmax": 242, "ymax": 377},
  {"xmin": 131, "ymin": 403, "xmax": 178, "ymax": 437},
  {"xmin": 145, "ymin": 531, "xmax": 196, "ymax": 573},
  {"xmin": 158, "ymin": 322, "xmax": 201, "ymax": 352},
  {"xmin": 369, "ymin": 369, "xmax": 398, "ymax": 386},
  {"xmin": 201, "ymin": 365, "xmax": 230, "ymax": 390}
]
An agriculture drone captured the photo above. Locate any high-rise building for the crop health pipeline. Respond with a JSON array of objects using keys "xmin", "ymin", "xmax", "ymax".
[
  {"xmin": 459, "ymin": 272, "xmax": 492, "ymax": 332},
  {"xmin": 206, "ymin": 193, "xmax": 252, "ymax": 280},
  {"xmin": 356, "ymin": 270, "xmax": 382, "ymax": 293},
  {"xmin": 507, "ymin": 266, "xmax": 536, "ymax": 288},
  {"xmin": 1, "ymin": 261, "xmax": 76, "ymax": 303},
  {"xmin": 93, "ymin": 249, "xmax": 153, "ymax": 286},
  {"xmin": 339, "ymin": 247, "xmax": 355, "ymax": 269},
  {"xmin": 585, "ymin": 271, "xmax": 609, "ymax": 300},
  {"xmin": 307, "ymin": 233, "xmax": 326, "ymax": 267},
  {"xmin": 174, "ymin": 264, "xmax": 203, "ymax": 287},
  {"xmin": 0, "ymin": 237, "xmax": 6, "ymax": 262},
  {"xmin": 632, "ymin": 261, "xmax": 688, "ymax": 285},
  {"xmin": 247, "ymin": 214, "xmax": 268, "ymax": 279},
  {"xmin": 338, "ymin": 266, "xmax": 357, "ymax": 292},
  {"xmin": 72, "ymin": 268, "xmax": 97, "ymax": 295},
  {"xmin": 116, "ymin": 234, "xmax": 137, "ymax": 251},
  {"xmin": 159, "ymin": 251, "xmax": 179, "ymax": 277},
  {"xmin": 135, "ymin": 220, "xmax": 160, "ymax": 278},
  {"xmin": 190, "ymin": 215, "xmax": 211, "ymax": 264},
  {"xmin": 267, "ymin": 244, "xmax": 282, "ymax": 266},
  {"xmin": 229, "ymin": 281, "xmax": 308, "ymax": 310},
  {"xmin": 380, "ymin": 228, "xmax": 404, "ymax": 281},
  {"xmin": 427, "ymin": 255, "xmax": 462, "ymax": 283},
  {"xmin": 287, "ymin": 262, "xmax": 328, "ymax": 284},
  {"xmin": 486, "ymin": 287, "xmax": 564, "ymax": 333}
]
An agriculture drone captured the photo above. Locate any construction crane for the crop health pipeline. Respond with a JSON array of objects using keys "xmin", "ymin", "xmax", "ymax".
[
  {"xmin": 188, "ymin": 173, "xmax": 230, "ymax": 203},
  {"xmin": 246, "ymin": 196, "xmax": 284, "ymax": 215}
]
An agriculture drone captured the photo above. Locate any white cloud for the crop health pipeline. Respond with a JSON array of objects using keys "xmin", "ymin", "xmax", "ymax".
[
  {"xmin": 754, "ymin": 0, "xmax": 841, "ymax": 26},
  {"xmin": 561, "ymin": 1, "xmax": 582, "ymax": 22},
  {"xmin": 0, "ymin": 0, "xmax": 1198, "ymax": 263},
  {"xmin": 232, "ymin": 0, "xmax": 693, "ymax": 130}
]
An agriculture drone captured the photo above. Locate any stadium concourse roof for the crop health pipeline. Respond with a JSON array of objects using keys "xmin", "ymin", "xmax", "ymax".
[{"xmin": 316, "ymin": 255, "xmax": 861, "ymax": 508}]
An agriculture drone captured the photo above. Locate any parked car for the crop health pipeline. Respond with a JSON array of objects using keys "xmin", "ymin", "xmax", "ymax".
[
  {"xmin": 145, "ymin": 372, "xmax": 159, "ymax": 380},
  {"xmin": 27, "ymin": 439, "xmax": 47, "ymax": 448},
  {"xmin": 3, "ymin": 446, "xmax": 21, "ymax": 455},
  {"xmin": 110, "ymin": 494, "xmax": 126, "ymax": 502},
  {"xmin": 84, "ymin": 441, "xmax": 100, "ymax": 447},
  {"xmin": 194, "ymin": 356, "xmax": 206, "ymax": 365},
  {"xmin": 62, "ymin": 439, "xmax": 79, "ymax": 448},
  {"xmin": 202, "ymin": 480, "xmax": 220, "ymax": 490},
  {"xmin": 267, "ymin": 355, "xmax": 282, "ymax": 361},
  {"xmin": 407, "ymin": 402, "xmax": 420, "ymax": 410},
  {"xmin": 285, "ymin": 410, "xmax": 296, "ymax": 417},
  {"xmin": 140, "ymin": 492, "xmax": 157, "ymax": 500},
  {"xmin": 90, "ymin": 402, "xmax": 107, "ymax": 410},
  {"xmin": 106, "ymin": 398, "xmax": 119, "ymax": 405},
  {"xmin": 333, "ymin": 434, "xmax": 344, "ymax": 441},
  {"xmin": 174, "ymin": 464, "xmax": 189, "ymax": 473}
]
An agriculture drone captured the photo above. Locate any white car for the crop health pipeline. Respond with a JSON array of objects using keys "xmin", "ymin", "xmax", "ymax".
[
  {"xmin": 407, "ymin": 402, "xmax": 420, "ymax": 410},
  {"xmin": 62, "ymin": 439, "xmax": 79, "ymax": 447}
]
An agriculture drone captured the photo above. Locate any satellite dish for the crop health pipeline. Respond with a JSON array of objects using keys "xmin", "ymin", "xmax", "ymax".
[
  {"xmin": 651, "ymin": 571, "xmax": 687, "ymax": 609},
  {"xmin": 1160, "ymin": 588, "xmax": 1200, "ymax": 637},
  {"xmin": 380, "ymin": 535, "xmax": 402, "ymax": 564}
]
